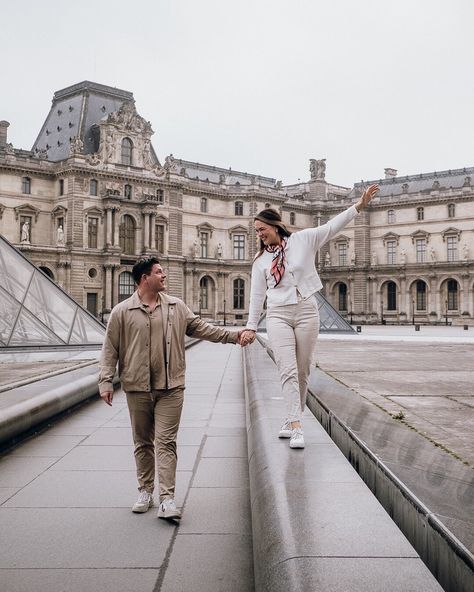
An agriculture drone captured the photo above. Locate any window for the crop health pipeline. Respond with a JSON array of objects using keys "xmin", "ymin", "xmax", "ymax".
[
  {"xmin": 119, "ymin": 215, "xmax": 136, "ymax": 254},
  {"xmin": 59, "ymin": 179, "xmax": 64, "ymax": 195},
  {"xmin": 22, "ymin": 177, "xmax": 31, "ymax": 194},
  {"xmin": 338, "ymin": 283, "xmax": 347, "ymax": 311},
  {"xmin": 290, "ymin": 212, "xmax": 295, "ymax": 225},
  {"xmin": 200, "ymin": 197, "xmax": 208, "ymax": 213},
  {"xmin": 199, "ymin": 277, "xmax": 209, "ymax": 309},
  {"xmin": 338, "ymin": 243, "xmax": 347, "ymax": 266},
  {"xmin": 155, "ymin": 224, "xmax": 165, "ymax": 253},
  {"xmin": 121, "ymin": 138, "xmax": 133, "ymax": 165},
  {"xmin": 416, "ymin": 280, "xmax": 426, "ymax": 311},
  {"xmin": 387, "ymin": 209, "xmax": 395, "ymax": 224},
  {"xmin": 417, "ymin": 207, "xmax": 424, "ymax": 221},
  {"xmin": 124, "ymin": 184, "xmax": 132, "ymax": 199},
  {"xmin": 233, "ymin": 234, "xmax": 245, "ymax": 260},
  {"xmin": 200, "ymin": 232, "xmax": 208, "ymax": 258},
  {"xmin": 387, "ymin": 281, "xmax": 397, "ymax": 310},
  {"xmin": 88, "ymin": 217, "xmax": 98, "ymax": 249},
  {"xmin": 387, "ymin": 240, "xmax": 396, "ymax": 264},
  {"xmin": 447, "ymin": 236, "xmax": 458, "ymax": 262},
  {"xmin": 119, "ymin": 271, "xmax": 135, "ymax": 302},
  {"xmin": 156, "ymin": 189, "xmax": 164, "ymax": 203},
  {"xmin": 90, "ymin": 179, "xmax": 98, "ymax": 196},
  {"xmin": 86, "ymin": 293, "xmax": 98, "ymax": 317},
  {"xmin": 235, "ymin": 201, "xmax": 243, "ymax": 216},
  {"xmin": 265, "ymin": 203, "xmax": 270, "ymax": 209},
  {"xmin": 233, "ymin": 278, "xmax": 245, "ymax": 309},
  {"xmin": 416, "ymin": 239, "xmax": 426, "ymax": 263},
  {"xmin": 447, "ymin": 279, "xmax": 458, "ymax": 310},
  {"xmin": 448, "ymin": 203, "xmax": 455, "ymax": 218}
]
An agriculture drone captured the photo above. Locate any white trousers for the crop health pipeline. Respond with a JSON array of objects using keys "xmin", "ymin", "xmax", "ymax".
[{"xmin": 266, "ymin": 296, "xmax": 320, "ymax": 423}]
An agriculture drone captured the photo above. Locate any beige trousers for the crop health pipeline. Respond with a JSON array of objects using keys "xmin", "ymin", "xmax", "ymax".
[
  {"xmin": 126, "ymin": 387, "xmax": 184, "ymax": 502},
  {"xmin": 266, "ymin": 296, "xmax": 320, "ymax": 422}
]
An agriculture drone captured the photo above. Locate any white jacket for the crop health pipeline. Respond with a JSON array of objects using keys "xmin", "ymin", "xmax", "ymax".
[{"xmin": 246, "ymin": 204, "xmax": 358, "ymax": 330}]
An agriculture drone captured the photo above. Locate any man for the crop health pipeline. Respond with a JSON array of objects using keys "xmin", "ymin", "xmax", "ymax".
[{"xmin": 99, "ymin": 257, "xmax": 243, "ymax": 520}]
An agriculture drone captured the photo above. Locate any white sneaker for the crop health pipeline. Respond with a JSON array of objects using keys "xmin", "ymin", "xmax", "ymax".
[
  {"xmin": 289, "ymin": 427, "xmax": 305, "ymax": 449},
  {"xmin": 278, "ymin": 420, "xmax": 292, "ymax": 438},
  {"xmin": 132, "ymin": 491, "xmax": 154, "ymax": 513},
  {"xmin": 157, "ymin": 498, "xmax": 182, "ymax": 520}
]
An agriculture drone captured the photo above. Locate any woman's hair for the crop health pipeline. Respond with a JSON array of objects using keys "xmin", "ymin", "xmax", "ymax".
[{"xmin": 254, "ymin": 208, "xmax": 292, "ymax": 259}]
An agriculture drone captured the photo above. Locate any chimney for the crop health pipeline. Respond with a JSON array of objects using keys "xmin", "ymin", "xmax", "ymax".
[
  {"xmin": 384, "ymin": 167, "xmax": 397, "ymax": 179},
  {"xmin": 0, "ymin": 121, "xmax": 10, "ymax": 148}
]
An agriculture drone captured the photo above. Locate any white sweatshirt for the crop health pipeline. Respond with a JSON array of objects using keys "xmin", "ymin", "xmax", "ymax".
[{"xmin": 246, "ymin": 204, "xmax": 358, "ymax": 330}]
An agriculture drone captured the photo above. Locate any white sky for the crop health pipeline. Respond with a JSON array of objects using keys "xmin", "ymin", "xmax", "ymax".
[{"xmin": 1, "ymin": 0, "xmax": 473, "ymax": 187}]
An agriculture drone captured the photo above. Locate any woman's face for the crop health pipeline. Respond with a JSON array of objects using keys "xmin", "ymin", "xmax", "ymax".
[{"xmin": 254, "ymin": 220, "xmax": 280, "ymax": 246}]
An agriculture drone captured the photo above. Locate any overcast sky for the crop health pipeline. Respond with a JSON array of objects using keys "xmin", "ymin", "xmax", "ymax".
[{"xmin": 1, "ymin": 0, "xmax": 473, "ymax": 187}]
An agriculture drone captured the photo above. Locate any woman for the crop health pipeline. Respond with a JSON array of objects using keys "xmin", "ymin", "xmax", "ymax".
[{"xmin": 240, "ymin": 184, "xmax": 379, "ymax": 449}]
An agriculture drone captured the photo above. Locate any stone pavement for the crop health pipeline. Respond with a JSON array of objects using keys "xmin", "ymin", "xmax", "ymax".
[{"xmin": 0, "ymin": 341, "xmax": 253, "ymax": 592}]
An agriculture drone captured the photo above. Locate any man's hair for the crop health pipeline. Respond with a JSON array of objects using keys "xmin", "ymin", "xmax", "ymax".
[{"xmin": 132, "ymin": 257, "xmax": 160, "ymax": 285}]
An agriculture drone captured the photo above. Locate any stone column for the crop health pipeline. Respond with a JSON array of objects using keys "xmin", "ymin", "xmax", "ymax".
[
  {"xmin": 143, "ymin": 213, "xmax": 150, "ymax": 252},
  {"xmin": 150, "ymin": 215, "xmax": 156, "ymax": 251},
  {"xmin": 113, "ymin": 208, "xmax": 121, "ymax": 247},
  {"xmin": 105, "ymin": 208, "xmax": 113, "ymax": 247},
  {"xmin": 112, "ymin": 265, "xmax": 119, "ymax": 307},
  {"xmin": 104, "ymin": 264, "xmax": 113, "ymax": 311}
]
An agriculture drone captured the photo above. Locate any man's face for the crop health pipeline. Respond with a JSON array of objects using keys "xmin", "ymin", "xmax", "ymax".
[{"xmin": 144, "ymin": 263, "xmax": 166, "ymax": 292}]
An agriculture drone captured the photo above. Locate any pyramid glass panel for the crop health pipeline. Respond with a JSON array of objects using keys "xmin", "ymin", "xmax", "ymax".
[{"xmin": 0, "ymin": 235, "xmax": 105, "ymax": 348}]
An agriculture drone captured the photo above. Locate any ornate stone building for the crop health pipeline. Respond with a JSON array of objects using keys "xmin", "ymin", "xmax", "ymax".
[{"xmin": 0, "ymin": 81, "xmax": 472, "ymax": 325}]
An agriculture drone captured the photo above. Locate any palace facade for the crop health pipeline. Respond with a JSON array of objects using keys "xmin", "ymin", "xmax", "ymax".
[{"xmin": 0, "ymin": 81, "xmax": 472, "ymax": 325}]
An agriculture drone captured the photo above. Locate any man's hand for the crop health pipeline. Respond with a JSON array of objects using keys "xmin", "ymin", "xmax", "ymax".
[
  {"xmin": 100, "ymin": 390, "xmax": 114, "ymax": 406},
  {"xmin": 356, "ymin": 183, "xmax": 379, "ymax": 212},
  {"xmin": 239, "ymin": 329, "xmax": 256, "ymax": 347}
]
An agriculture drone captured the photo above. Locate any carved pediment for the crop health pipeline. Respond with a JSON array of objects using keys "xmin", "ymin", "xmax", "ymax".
[
  {"xmin": 410, "ymin": 229, "xmax": 430, "ymax": 244},
  {"xmin": 51, "ymin": 205, "xmax": 67, "ymax": 219},
  {"xmin": 334, "ymin": 234, "xmax": 350, "ymax": 243},
  {"xmin": 14, "ymin": 203, "xmax": 40, "ymax": 221},
  {"xmin": 106, "ymin": 101, "xmax": 153, "ymax": 135},
  {"xmin": 441, "ymin": 227, "xmax": 461, "ymax": 241},
  {"xmin": 382, "ymin": 231, "xmax": 400, "ymax": 245},
  {"xmin": 84, "ymin": 206, "xmax": 104, "ymax": 222},
  {"xmin": 155, "ymin": 214, "xmax": 169, "ymax": 229},
  {"xmin": 196, "ymin": 222, "xmax": 215, "ymax": 237},
  {"xmin": 228, "ymin": 224, "xmax": 249, "ymax": 239}
]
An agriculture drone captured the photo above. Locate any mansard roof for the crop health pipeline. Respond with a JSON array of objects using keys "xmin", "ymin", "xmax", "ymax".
[{"xmin": 172, "ymin": 158, "xmax": 277, "ymax": 188}]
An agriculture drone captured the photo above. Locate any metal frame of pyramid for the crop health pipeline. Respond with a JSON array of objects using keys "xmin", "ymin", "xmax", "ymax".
[
  {"xmin": 0, "ymin": 235, "xmax": 105, "ymax": 348},
  {"xmin": 257, "ymin": 292, "xmax": 355, "ymax": 333}
]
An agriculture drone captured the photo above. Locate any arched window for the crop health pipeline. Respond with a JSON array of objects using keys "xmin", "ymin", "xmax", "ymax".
[
  {"xmin": 338, "ymin": 283, "xmax": 347, "ymax": 311},
  {"xmin": 447, "ymin": 279, "xmax": 458, "ymax": 310},
  {"xmin": 417, "ymin": 206, "xmax": 424, "ymax": 221},
  {"xmin": 121, "ymin": 138, "xmax": 133, "ymax": 165},
  {"xmin": 199, "ymin": 276, "xmax": 209, "ymax": 310},
  {"xmin": 119, "ymin": 215, "xmax": 136, "ymax": 254},
  {"xmin": 200, "ymin": 197, "xmax": 208, "ymax": 213},
  {"xmin": 39, "ymin": 266, "xmax": 54, "ymax": 280},
  {"xmin": 119, "ymin": 271, "xmax": 135, "ymax": 302},
  {"xmin": 233, "ymin": 278, "xmax": 245, "ymax": 309},
  {"xmin": 22, "ymin": 177, "xmax": 31, "ymax": 194},
  {"xmin": 124, "ymin": 184, "xmax": 132, "ymax": 199},
  {"xmin": 448, "ymin": 203, "xmax": 455, "ymax": 218},
  {"xmin": 234, "ymin": 201, "xmax": 243, "ymax": 216},
  {"xmin": 416, "ymin": 280, "xmax": 427, "ymax": 311},
  {"xmin": 90, "ymin": 179, "xmax": 98, "ymax": 196},
  {"xmin": 387, "ymin": 281, "xmax": 397, "ymax": 311},
  {"xmin": 290, "ymin": 212, "xmax": 295, "ymax": 225}
]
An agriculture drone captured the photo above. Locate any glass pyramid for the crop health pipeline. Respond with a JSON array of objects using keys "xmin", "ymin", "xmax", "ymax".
[
  {"xmin": 257, "ymin": 292, "xmax": 355, "ymax": 333},
  {"xmin": 0, "ymin": 235, "xmax": 105, "ymax": 347}
]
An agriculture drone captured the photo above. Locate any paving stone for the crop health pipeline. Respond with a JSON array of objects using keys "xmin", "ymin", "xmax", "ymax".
[
  {"xmin": 201, "ymin": 436, "xmax": 247, "ymax": 458},
  {"xmin": 193, "ymin": 457, "xmax": 249, "ymax": 488}
]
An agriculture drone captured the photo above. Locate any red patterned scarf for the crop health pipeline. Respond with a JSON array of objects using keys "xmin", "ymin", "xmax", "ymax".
[{"xmin": 266, "ymin": 239, "xmax": 287, "ymax": 287}]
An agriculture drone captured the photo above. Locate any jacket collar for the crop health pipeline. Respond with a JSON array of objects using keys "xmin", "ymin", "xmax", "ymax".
[{"xmin": 126, "ymin": 290, "xmax": 179, "ymax": 310}]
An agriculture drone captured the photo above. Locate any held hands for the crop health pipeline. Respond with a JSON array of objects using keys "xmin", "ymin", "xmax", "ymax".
[
  {"xmin": 237, "ymin": 329, "xmax": 256, "ymax": 347},
  {"xmin": 356, "ymin": 183, "xmax": 379, "ymax": 212}
]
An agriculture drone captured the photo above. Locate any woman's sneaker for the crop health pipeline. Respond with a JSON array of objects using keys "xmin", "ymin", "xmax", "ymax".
[
  {"xmin": 278, "ymin": 420, "xmax": 292, "ymax": 438},
  {"xmin": 289, "ymin": 427, "xmax": 305, "ymax": 449},
  {"xmin": 132, "ymin": 491, "xmax": 154, "ymax": 513},
  {"xmin": 158, "ymin": 498, "xmax": 182, "ymax": 520}
]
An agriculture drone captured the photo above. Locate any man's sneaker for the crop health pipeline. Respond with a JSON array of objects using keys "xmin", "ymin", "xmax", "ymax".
[
  {"xmin": 132, "ymin": 491, "xmax": 154, "ymax": 513},
  {"xmin": 289, "ymin": 427, "xmax": 305, "ymax": 449},
  {"xmin": 157, "ymin": 498, "xmax": 182, "ymax": 520},
  {"xmin": 278, "ymin": 420, "xmax": 292, "ymax": 438}
]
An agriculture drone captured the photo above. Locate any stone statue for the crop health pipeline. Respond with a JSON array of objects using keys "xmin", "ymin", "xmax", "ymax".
[
  {"xmin": 193, "ymin": 238, "xmax": 199, "ymax": 257},
  {"xmin": 105, "ymin": 133, "xmax": 115, "ymax": 161},
  {"xmin": 429, "ymin": 246, "xmax": 436, "ymax": 261},
  {"xmin": 69, "ymin": 136, "xmax": 84, "ymax": 154},
  {"xmin": 400, "ymin": 249, "xmax": 406, "ymax": 265},
  {"xmin": 350, "ymin": 251, "xmax": 356, "ymax": 266},
  {"xmin": 219, "ymin": 173, "xmax": 226, "ymax": 184},
  {"xmin": 275, "ymin": 180, "xmax": 282, "ymax": 189},
  {"xmin": 325, "ymin": 252, "xmax": 331, "ymax": 267},
  {"xmin": 21, "ymin": 221, "xmax": 30, "ymax": 243},
  {"xmin": 462, "ymin": 243, "xmax": 469, "ymax": 260},
  {"xmin": 56, "ymin": 225, "xmax": 65, "ymax": 246},
  {"xmin": 142, "ymin": 139, "xmax": 153, "ymax": 168},
  {"xmin": 216, "ymin": 243, "xmax": 223, "ymax": 259},
  {"xmin": 371, "ymin": 251, "xmax": 377, "ymax": 266},
  {"xmin": 310, "ymin": 158, "xmax": 326, "ymax": 180}
]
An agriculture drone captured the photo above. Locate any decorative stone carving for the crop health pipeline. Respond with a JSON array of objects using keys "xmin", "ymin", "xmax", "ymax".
[
  {"xmin": 107, "ymin": 101, "xmax": 153, "ymax": 134},
  {"xmin": 32, "ymin": 147, "xmax": 48, "ymax": 159},
  {"xmin": 371, "ymin": 251, "xmax": 377, "ymax": 266},
  {"xmin": 21, "ymin": 221, "xmax": 30, "ymax": 243},
  {"xmin": 69, "ymin": 136, "xmax": 84, "ymax": 155},
  {"xmin": 216, "ymin": 243, "xmax": 223, "ymax": 258},
  {"xmin": 400, "ymin": 249, "xmax": 406, "ymax": 264},
  {"xmin": 429, "ymin": 246, "xmax": 436, "ymax": 261},
  {"xmin": 310, "ymin": 158, "xmax": 326, "ymax": 180},
  {"xmin": 56, "ymin": 225, "xmax": 65, "ymax": 246},
  {"xmin": 325, "ymin": 252, "xmax": 331, "ymax": 266},
  {"xmin": 462, "ymin": 243, "xmax": 469, "ymax": 260},
  {"xmin": 86, "ymin": 153, "xmax": 101, "ymax": 166}
]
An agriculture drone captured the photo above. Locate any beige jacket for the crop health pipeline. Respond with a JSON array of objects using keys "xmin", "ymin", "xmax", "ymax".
[{"xmin": 99, "ymin": 291, "xmax": 238, "ymax": 393}]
